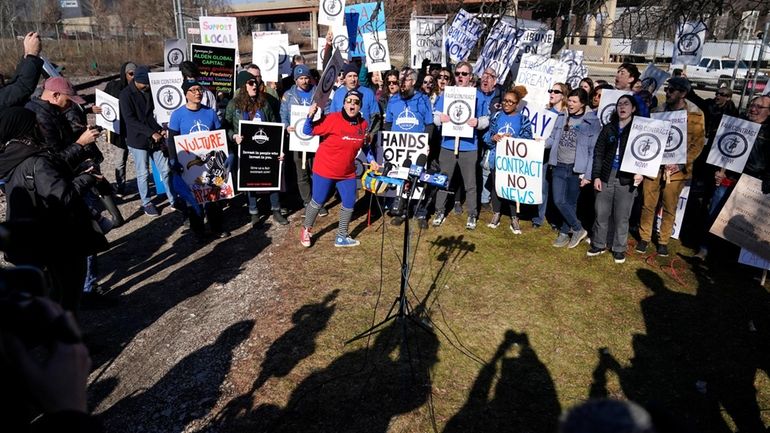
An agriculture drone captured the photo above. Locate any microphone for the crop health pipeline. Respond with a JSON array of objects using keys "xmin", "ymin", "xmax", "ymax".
[
  {"xmin": 390, "ymin": 158, "xmax": 412, "ymax": 180},
  {"xmin": 408, "ymin": 154, "xmax": 427, "ymax": 178},
  {"xmin": 419, "ymin": 170, "xmax": 450, "ymax": 189}
]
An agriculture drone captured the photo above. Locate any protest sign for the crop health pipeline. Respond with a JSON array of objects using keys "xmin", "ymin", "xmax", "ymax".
[
  {"xmin": 289, "ymin": 105, "xmax": 319, "ymax": 153},
  {"xmin": 495, "ymin": 138, "xmax": 545, "ymax": 204},
  {"xmin": 706, "ymin": 115, "xmax": 760, "ymax": 172},
  {"xmin": 148, "ymin": 71, "xmax": 184, "ymax": 125},
  {"xmin": 345, "ymin": 2, "xmax": 385, "ymax": 58},
  {"xmin": 410, "ymin": 16, "xmax": 446, "ymax": 67},
  {"xmin": 164, "ymin": 39, "xmax": 187, "ymax": 71},
  {"xmin": 280, "ymin": 45, "xmax": 301, "ymax": 77},
  {"xmin": 362, "ymin": 32, "xmax": 391, "ymax": 72},
  {"xmin": 445, "ymin": 9, "xmax": 485, "ymax": 63},
  {"xmin": 319, "ymin": 0, "xmax": 346, "ymax": 26},
  {"xmin": 597, "ymin": 89, "xmax": 633, "ymax": 126},
  {"xmin": 516, "ymin": 54, "xmax": 569, "ymax": 110},
  {"xmin": 739, "ymin": 248, "xmax": 770, "ymax": 270},
  {"xmin": 174, "ymin": 129, "xmax": 235, "ymax": 203},
  {"xmin": 379, "ymin": 131, "xmax": 429, "ymax": 197},
  {"xmin": 639, "ymin": 64, "xmax": 671, "ymax": 94},
  {"xmin": 332, "ymin": 22, "xmax": 351, "ymax": 60},
  {"xmin": 316, "ymin": 37, "xmax": 328, "ymax": 67},
  {"xmin": 651, "ymin": 110, "xmax": 688, "ymax": 164},
  {"xmin": 191, "ymin": 44, "xmax": 236, "ymax": 98},
  {"xmin": 655, "ymin": 185, "xmax": 689, "ymax": 239},
  {"xmin": 507, "ymin": 28, "xmax": 556, "ymax": 80},
  {"xmin": 313, "ymin": 49, "xmax": 345, "ymax": 109},
  {"xmin": 252, "ymin": 33, "xmax": 288, "ymax": 83},
  {"xmin": 620, "ymin": 116, "xmax": 670, "ymax": 177},
  {"xmin": 473, "ymin": 20, "xmax": 518, "ymax": 81},
  {"xmin": 673, "ymin": 21, "xmax": 707, "ymax": 66},
  {"xmin": 442, "ymin": 86, "xmax": 476, "ymax": 139},
  {"xmin": 710, "ymin": 175, "xmax": 770, "ymax": 261},
  {"xmin": 560, "ymin": 50, "xmax": 587, "ymax": 90},
  {"xmin": 520, "ymin": 103, "xmax": 558, "ymax": 141},
  {"xmin": 237, "ymin": 121, "xmax": 285, "ymax": 191},
  {"xmin": 199, "ymin": 16, "xmax": 237, "ymax": 49},
  {"xmin": 95, "ymin": 89, "xmax": 119, "ymax": 134}
]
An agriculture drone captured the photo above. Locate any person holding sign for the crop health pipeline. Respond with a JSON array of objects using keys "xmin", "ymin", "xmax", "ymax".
[
  {"xmin": 328, "ymin": 63, "xmax": 381, "ymax": 128},
  {"xmin": 483, "ymin": 86, "xmax": 532, "ymax": 233},
  {"xmin": 636, "ymin": 77, "xmax": 705, "ymax": 257},
  {"xmin": 547, "ymin": 88, "xmax": 602, "ymax": 248},
  {"xmin": 588, "ymin": 95, "xmax": 643, "ymax": 264},
  {"xmin": 300, "ymin": 90, "xmax": 379, "ymax": 248}
]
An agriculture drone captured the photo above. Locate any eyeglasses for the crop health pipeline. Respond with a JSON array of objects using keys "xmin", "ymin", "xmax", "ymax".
[
  {"xmin": 246, "ymin": 80, "xmax": 258, "ymax": 86},
  {"xmin": 423, "ymin": 80, "xmax": 434, "ymax": 85},
  {"xmin": 438, "ymin": 74, "xmax": 450, "ymax": 80},
  {"xmin": 502, "ymin": 99, "xmax": 518, "ymax": 105},
  {"xmin": 387, "ymin": 80, "xmax": 398, "ymax": 85},
  {"xmin": 482, "ymin": 73, "xmax": 497, "ymax": 80},
  {"xmin": 749, "ymin": 103, "xmax": 770, "ymax": 110},
  {"xmin": 187, "ymin": 88, "xmax": 203, "ymax": 94},
  {"xmin": 344, "ymin": 98, "xmax": 361, "ymax": 105},
  {"xmin": 548, "ymin": 89, "xmax": 562, "ymax": 94},
  {"xmin": 455, "ymin": 71, "xmax": 470, "ymax": 77}
]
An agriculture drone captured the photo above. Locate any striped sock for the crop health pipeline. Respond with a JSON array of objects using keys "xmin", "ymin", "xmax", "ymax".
[
  {"xmin": 337, "ymin": 206, "xmax": 354, "ymax": 238},
  {"xmin": 303, "ymin": 199, "xmax": 323, "ymax": 229}
]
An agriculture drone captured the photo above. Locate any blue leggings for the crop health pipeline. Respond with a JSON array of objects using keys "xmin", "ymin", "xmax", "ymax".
[{"xmin": 312, "ymin": 173, "xmax": 357, "ymax": 208}]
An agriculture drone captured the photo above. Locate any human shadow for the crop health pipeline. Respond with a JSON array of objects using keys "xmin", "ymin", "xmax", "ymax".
[
  {"xmin": 210, "ymin": 316, "xmax": 439, "ymax": 433},
  {"xmin": 96, "ymin": 320, "xmax": 255, "ymax": 433},
  {"xmin": 442, "ymin": 330, "xmax": 561, "ymax": 433}
]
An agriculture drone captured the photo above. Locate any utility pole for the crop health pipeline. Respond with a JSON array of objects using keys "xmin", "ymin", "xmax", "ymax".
[
  {"xmin": 600, "ymin": 0, "xmax": 617, "ymax": 63},
  {"xmin": 748, "ymin": 21, "xmax": 769, "ymax": 103}
]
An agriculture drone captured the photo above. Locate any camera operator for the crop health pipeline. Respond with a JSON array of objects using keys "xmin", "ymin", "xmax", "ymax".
[{"xmin": 0, "ymin": 32, "xmax": 44, "ymax": 110}]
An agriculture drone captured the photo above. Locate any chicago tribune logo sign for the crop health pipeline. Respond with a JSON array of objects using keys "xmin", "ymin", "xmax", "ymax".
[
  {"xmin": 99, "ymin": 102, "xmax": 117, "ymax": 122},
  {"xmin": 157, "ymin": 85, "xmax": 183, "ymax": 110},
  {"xmin": 447, "ymin": 100, "xmax": 471, "ymax": 125},
  {"xmin": 322, "ymin": 0, "xmax": 342, "ymax": 16},
  {"xmin": 677, "ymin": 32, "xmax": 702, "ymax": 56},
  {"xmin": 630, "ymin": 133, "xmax": 662, "ymax": 162},
  {"xmin": 293, "ymin": 119, "xmax": 312, "ymax": 140},
  {"xmin": 167, "ymin": 48, "xmax": 184, "ymax": 67},
  {"xmin": 717, "ymin": 132, "xmax": 749, "ymax": 159},
  {"xmin": 666, "ymin": 125, "xmax": 684, "ymax": 152},
  {"xmin": 368, "ymin": 41, "xmax": 387, "ymax": 63}
]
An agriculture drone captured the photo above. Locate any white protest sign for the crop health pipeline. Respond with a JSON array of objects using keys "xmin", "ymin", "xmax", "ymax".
[
  {"xmin": 280, "ymin": 44, "xmax": 301, "ymax": 77},
  {"xmin": 252, "ymin": 33, "xmax": 288, "ymax": 83},
  {"xmin": 620, "ymin": 116, "xmax": 670, "ymax": 177},
  {"xmin": 174, "ymin": 129, "xmax": 235, "ymax": 203},
  {"xmin": 652, "ymin": 110, "xmax": 688, "ymax": 164},
  {"xmin": 495, "ymin": 137, "xmax": 545, "ymax": 204},
  {"xmin": 520, "ymin": 103, "xmax": 558, "ymax": 141},
  {"xmin": 410, "ymin": 16, "xmax": 446, "ymax": 67},
  {"xmin": 473, "ymin": 20, "xmax": 518, "ymax": 81},
  {"xmin": 445, "ymin": 9, "xmax": 485, "ymax": 63},
  {"xmin": 640, "ymin": 64, "xmax": 671, "ymax": 94},
  {"xmin": 332, "ymin": 23, "xmax": 351, "ymax": 60},
  {"xmin": 313, "ymin": 49, "xmax": 345, "ymax": 109},
  {"xmin": 95, "ymin": 89, "xmax": 119, "ymax": 134},
  {"xmin": 164, "ymin": 39, "xmax": 187, "ymax": 71},
  {"xmin": 706, "ymin": 115, "xmax": 760, "ymax": 172},
  {"xmin": 317, "ymin": 37, "xmax": 328, "ymax": 67},
  {"xmin": 597, "ymin": 89, "xmax": 633, "ymax": 126},
  {"xmin": 199, "ymin": 16, "xmax": 237, "ymax": 49},
  {"xmin": 362, "ymin": 32, "xmax": 391, "ymax": 72},
  {"xmin": 289, "ymin": 105, "xmax": 320, "ymax": 153},
  {"xmin": 148, "ymin": 71, "xmax": 184, "ymax": 124},
  {"xmin": 380, "ymin": 131, "xmax": 429, "ymax": 197},
  {"xmin": 516, "ymin": 54, "xmax": 569, "ymax": 111},
  {"xmin": 561, "ymin": 50, "xmax": 587, "ymax": 90},
  {"xmin": 710, "ymin": 175, "xmax": 770, "ymax": 261},
  {"xmin": 442, "ymin": 86, "xmax": 476, "ymax": 138},
  {"xmin": 655, "ymin": 185, "xmax": 690, "ymax": 239},
  {"xmin": 739, "ymin": 248, "xmax": 770, "ymax": 270},
  {"xmin": 318, "ymin": 0, "xmax": 346, "ymax": 27},
  {"xmin": 508, "ymin": 28, "xmax": 556, "ymax": 80},
  {"xmin": 673, "ymin": 21, "xmax": 707, "ymax": 66}
]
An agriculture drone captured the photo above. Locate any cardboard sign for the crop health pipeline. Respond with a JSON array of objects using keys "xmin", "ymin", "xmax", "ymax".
[
  {"xmin": 441, "ymin": 86, "xmax": 476, "ymax": 138},
  {"xmin": 710, "ymin": 175, "xmax": 770, "ymax": 261},
  {"xmin": 313, "ymin": 49, "xmax": 345, "ymax": 109},
  {"xmin": 620, "ymin": 116, "xmax": 670, "ymax": 177},
  {"xmin": 673, "ymin": 21, "xmax": 707, "ymax": 66},
  {"xmin": 148, "ymin": 71, "xmax": 184, "ymax": 124},
  {"xmin": 318, "ymin": 0, "xmax": 346, "ymax": 27},
  {"xmin": 473, "ymin": 20, "xmax": 518, "ymax": 81},
  {"xmin": 561, "ymin": 50, "xmax": 587, "ymax": 90},
  {"xmin": 288, "ymin": 105, "xmax": 319, "ymax": 153},
  {"xmin": 191, "ymin": 44, "xmax": 236, "ymax": 98},
  {"xmin": 362, "ymin": 32, "xmax": 391, "ymax": 72},
  {"xmin": 519, "ymin": 103, "xmax": 558, "ymax": 141},
  {"xmin": 655, "ymin": 185, "xmax": 690, "ymax": 239},
  {"xmin": 597, "ymin": 89, "xmax": 633, "ymax": 126},
  {"xmin": 651, "ymin": 110, "xmax": 688, "ymax": 164},
  {"xmin": 199, "ymin": 16, "xmax": 237, "ymax": 49},
  {"xmin": 445, "ymin": 9, "xmax": 485, "ymax": 63},
  {"xmin": 495, "ymin": 138, "xmax": 545, "ymax": 204},
  {"xmin": 410, "ymin": 16, "xmax": 446, "ymax": 67},
  {"xmin": 164, "ymin": 39, "xmax": 187, "ymax": 71},
  {"xmin": 95, "ymin": 89, "xmax": 119, "ymax": 134},
  {"xmin": 345, "ymin": 2, "xmax": 385, "ymax": 58},
  {"xmin": 639, "ymin": 64, "xmax": 671, "ymax": 94},
  {"xmin": 706, "ymin": 115, "xmax": 760, "ymax": 172},
  {"xmin": 237, "ymin": 121, "xmax": 285, "ymax": 191},
  {"xmin": 174, "ymin": 129, "xmax": 235, "ymax": 203}
]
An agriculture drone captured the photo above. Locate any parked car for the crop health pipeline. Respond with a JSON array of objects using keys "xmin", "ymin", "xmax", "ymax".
[{"xmin": 672, "ymin": 57, "xmax": 767, "ymax": 90}]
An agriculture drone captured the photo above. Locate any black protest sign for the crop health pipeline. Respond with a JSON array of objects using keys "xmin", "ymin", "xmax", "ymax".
[
  {"xmin": 238, "ymin": 121, "xmax": 285, "ymax": 191},
  {"xmin": 192, "ymin": 44, "xmax": 236, "ymax": 98}
]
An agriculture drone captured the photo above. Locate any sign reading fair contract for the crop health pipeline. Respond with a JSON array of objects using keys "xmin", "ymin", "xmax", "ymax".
[
  {"xmin": 148, "ymin": 71, "xmax": 183, "ymax": 124},
  {"xmin": 164, "ymin": 39, "xmax": 187, "ymax": 71},
  {"xmin": 673, "ymin": 21, "xmax": 707, "ymax": 66},
  {"xmin": 473, "ymin": 20, "xmax": 518, "ymax": 81},
  {"xmin": 706, "ymin": 115, "xmax": 760, "ymax": 172},
  {"xmin": 380, "ymin": 131, "xmax": 429, "ymax": 197},
  {"xmin": 313, "ymin": 49, "xmax": 345, "ymax": 109},
  {"xmin": 651, "ymin": 110, "xmax": 688, "ymax": 164},
  {"xmin": 289, "ymin": 105, "xmax": 319, "ymax": 153},
  {"xmin": 238, "ymin": 121, "xmax": 285, "ymax": 191},
  {"xmin": 410, "ymin": 16, "xmax": 446, "ymax": 67},
  {"xmin": 191, "ymin": 44, "xmax": 236, "ymax": 97},
  {"xmin": 710, "ymin": 175, "xmax": 770, "ymax": 261},
  {"xmin": 174, "ymin": 130, "xmax": 234, "ymax": 204},
  {"xmin": 442, "ymin": 86, "xmax": 476, "ymax": 138},
  {"xmin": 495, "ymin": 138, "xmax": 544, "ymax": 204},
  {"xmin": 620, "ymin": 116, "xmax": 670, "ymax": 178},
  {"xmin": 445, "ymin": 9, "xmax": 484, "ymax": 62},
  {"xmin": 94, "ymin": 89, "xmax": 119, "ymax": 134},
  {"xmin": 597, "ymin": 89, "xmax": 633, "ymax": 126},
  {"xmin": 199, "ymin": 16, "xmax": 237, "ymax": 49}
]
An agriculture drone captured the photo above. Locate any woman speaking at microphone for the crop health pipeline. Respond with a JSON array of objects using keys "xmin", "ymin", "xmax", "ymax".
[{"xmin": 300, "ymin": 89, "xmax": 380, "ymax": 248}]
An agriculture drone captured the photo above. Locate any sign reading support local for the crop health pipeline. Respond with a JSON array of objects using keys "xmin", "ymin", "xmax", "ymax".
[
  {"xmin": 651, "ymin": 110, "xmax": 688, "ymax": 164},
  {"xmin": 706, "ymin": 115, "xmax": 760, "ymax": 172},
  {"xmin": 495, "ymin": 138, "xmax": 545, "ymax": 204},
  {"xmin": 410, "ymin": 16, "xmax": 446, "ymax": 68},
  {"xmin": 442, "ymin": 86, "xmax": 476, "ymax": 138},
  {"xmin": 199, "ymin": 16, "xmax": 237, "ymax": 49},
  {"xmin": 148, "ymin": 71, "xmax": 184, "ymax": 124},
  {"xmin": 445, "ymin": 9, "xmax": 484, "ymax": 63},
  {"xmin": 620, "ymin": 116, "xmax": 670, "ymax": 178},
  {"xmin": 174, "ymin": 129, "xmax": 234, "ymax": 204}
]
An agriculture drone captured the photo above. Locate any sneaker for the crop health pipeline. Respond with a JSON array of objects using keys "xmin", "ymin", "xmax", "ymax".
[
  {"xmin": 466, "ymin": 216, "xmax": 477, "ymax": 230},
  {"xmin": 487, "ymin": 212, "xmax": 501, "ymax": 229},
  {"xmin": 635, "ymin": 240, "xmax": 649, "ymax": 254},
  {"xmin": 657, "ymin": 244, "xmax": 669, "ymax": 257},
  {"xmin": 432, "ymin": 212, "xmax": 446, "ymax": 227},
  {"xmin": 587, "ymin": 246, "xmax": 606, "ymax": 257},
  {"xmin": 568, "ymin": 228, "xmax": 588, "ymax": 249},
  {"xmin": 144, "ymin": 203, "xmax": 160, "ymax": 217},
  {"xmin": 418, "ymin": 218, "xmax": 428, "ymax": 229},
  {"xmin": 613, "ymin": 251, "xmax": 626, "ymax": 263},
  {"xmin": 272, "ymin": 210, "xmax": 289, "ymax": 226},
  {"xmin": 300, "ymin": 226, "xmax": 312, "ymax": 247},
  {"xmin": 391, "ymin": 216, "xmax": 405, "ymax": 226},
  {"xmin": 217, "ymin": 231, "xmax": 231, "ymax": 239},
  {"xmin": 335, "ymin": 235, "xmax": 360, "ymax": 247},
  {"xmin": 510, "ymin": 217, "xmax": 522, "ymax": 235},
  {"xmin": 453, "ymin": 202, "xmax": 463, "ymax": 215},
  {"xmin": 553, "ymin": 233, "xmax": 570, "ymax": 247},
  {"xmin": 694, "ymin": 247, "xmax": 708, "ymax": 261},
  {"xmin": 319, "ymin": 207, "xmax": 329, "ymax": 217}
]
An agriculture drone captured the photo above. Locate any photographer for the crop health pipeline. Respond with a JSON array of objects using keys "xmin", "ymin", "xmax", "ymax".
[{"xmin": 0, "ymin": 32, "xmax": 44, "ymax": 110}]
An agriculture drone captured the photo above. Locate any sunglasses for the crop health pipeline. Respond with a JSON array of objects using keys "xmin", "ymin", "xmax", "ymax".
[
  {"xmin": 455, "ymin": 71, "xmax": 470, "ymax": 77},
  {"xmin": 664, "ymin": 87, "xmax": 684, "ymax": 93},
  {"xmin": 387, "ymin": 80, "xmax": 398, "ymax": 85},
  {"xmin": 548, "ymin": 89, "xmax": 563, "ymax": 94},
  {"xmin": 127, "ymin": 71, "xmax": 135, "ymax": 76},
  {"xmin": 344, "ymin": 98, "xmax": 361, "ymax": 105},
  {"xmin": 423, "ymin": 80, "xmax": 434, "ymax": 85},
  {"xmin": 246, "ymin": 80, "xmax": 258, "ymax": 86},
  {"xmin": 438, "ymin": 74, "xmax": 450, "ymax": 80}
]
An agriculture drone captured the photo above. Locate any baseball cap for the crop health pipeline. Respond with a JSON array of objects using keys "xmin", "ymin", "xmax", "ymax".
[
  {"xmin": 44, "ymin": 77, "xmax": 85, "ymax": 104},
  {"xmin": 133, "ymin": 66, "xmax": 150, "ymax": 84},
  {"xmin": 667, "ymin": 76, "xmax": 691, "ymax": 93},
  {"xmin": 345, "ymin": 89, "xmax": 363, "ymax": 101}
]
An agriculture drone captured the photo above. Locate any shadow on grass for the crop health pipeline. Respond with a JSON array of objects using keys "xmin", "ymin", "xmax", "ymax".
[{"xmin": 443, "ymin": 330, "xmax": 561, "ymax": 433}]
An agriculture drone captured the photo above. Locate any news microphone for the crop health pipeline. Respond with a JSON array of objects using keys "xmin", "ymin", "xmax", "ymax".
[
  {"xmin": 389, "ymin": 158, "xmax": 412, "ymax": 180},
  {"xmin": 408, "ymin": 154, "xmax": 427, "ymax": 178},
  {"xmin": 419, "ymin": 170, "xmax": 450, "ymax": 189}
]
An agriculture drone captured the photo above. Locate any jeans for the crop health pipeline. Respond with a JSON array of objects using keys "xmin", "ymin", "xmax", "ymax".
[
  {"xmin": 247, "ymin": 192, "xmax": 281, "ymax": 214},
  {"xmin": 551, "ymin": 164, "xmax": 582, "ymax": 234},
  {"xmin": 592, "ymin": 170, "xmax": 637, "ymax": 253},
  {"xmin": 480, "ymin": 155, "xmax": 491, "ymax": 204},
  {"xmin": 83, "ymin": 255, "xmax": 98, "ymax": 292},
  {"xmin": 128, "ymin": 147, "xmax": 174, "ymax": 207},
  {"xmin": 112, "ymin": 145, "xmax": 128, "ymax": 190},
  {"xmin": 532, "ymin": 167, "xmax": 550, "ymax": 226},
  {"xmin": 434, "ymin": 148, "xmax": 478, "ymax": 217}
]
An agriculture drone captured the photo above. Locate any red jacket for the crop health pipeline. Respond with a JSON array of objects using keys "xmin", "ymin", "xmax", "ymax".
[{"xmin": 309, "ymin": 112, "xmax": 370, "ymax": 179}]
